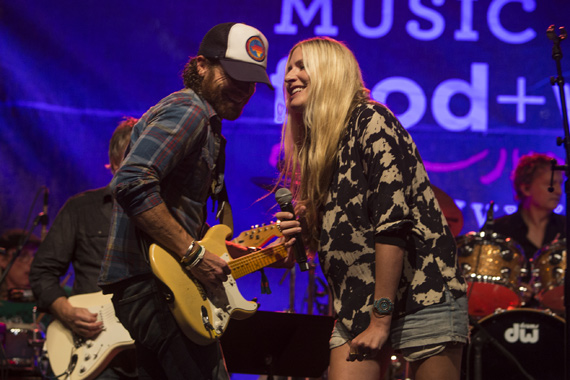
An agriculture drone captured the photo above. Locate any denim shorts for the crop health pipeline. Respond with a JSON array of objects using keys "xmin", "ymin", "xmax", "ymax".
[{"xmin": 330, "ymin": 289, "xmax": 469, "ymax": 362}]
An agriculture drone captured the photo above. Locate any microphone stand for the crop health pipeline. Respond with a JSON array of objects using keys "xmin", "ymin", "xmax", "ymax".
[{"xmin": 546, "ymin": 24, "xmax": 570, "ymax": 380}]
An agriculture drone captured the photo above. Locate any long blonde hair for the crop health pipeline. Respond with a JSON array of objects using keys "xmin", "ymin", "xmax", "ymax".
[{"xmin": 280, "ymin": 37, "xmax": 369, "ymax": 251}]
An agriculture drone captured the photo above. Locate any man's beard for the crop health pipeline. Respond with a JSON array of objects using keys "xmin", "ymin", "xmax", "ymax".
[{"xmin": 201, "ymin": 71, "xmax": 245, "ymax": 121}]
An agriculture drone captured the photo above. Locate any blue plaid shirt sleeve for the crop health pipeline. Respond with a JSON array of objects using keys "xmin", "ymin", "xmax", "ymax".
[{"xmin": 112, "ymin": 92, "xmax": 212, "ymax": 217}]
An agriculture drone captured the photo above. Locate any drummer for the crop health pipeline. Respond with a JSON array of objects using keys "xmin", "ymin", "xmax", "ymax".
[
  {"xmin": 492, "ymin": 153, "xmax": 565, "ymax": 282},
  {"xmin": 0, "ymin": 229, "xmax": 40, "ymax": 324}
]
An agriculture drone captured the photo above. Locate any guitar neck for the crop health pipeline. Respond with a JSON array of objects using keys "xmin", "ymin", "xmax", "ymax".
[{"xmin": 229, "ymin": 245, "xmax": 287, "ymax": 279}]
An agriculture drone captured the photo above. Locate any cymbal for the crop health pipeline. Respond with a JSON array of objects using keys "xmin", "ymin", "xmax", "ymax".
[
  {"xmin": 431, "ymin": 184, "xmax": 463, "ymax": 237},
  {"xmin": 251, "ymin": 176, "xmax": 277, "ymax": 192}
]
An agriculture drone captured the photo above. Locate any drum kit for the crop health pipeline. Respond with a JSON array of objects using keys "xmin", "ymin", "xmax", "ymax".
[
  {"xmin": 456, "ymin": 231, "xmax": 566, "ymax": 379},
  {"xmin": 256, "ymin": 178, "xmax": 568, "ymax": 379},
  {"xmin": 0, "ymin": 291, "xmax": 45, "ymax": 380},
  {"xmin": 443, "ymin": 195, "xmax": 566, "ymax": 380}
]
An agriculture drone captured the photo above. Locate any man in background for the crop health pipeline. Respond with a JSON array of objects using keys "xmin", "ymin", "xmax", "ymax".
[{"xmin": 30, "ymin": 117, "xmax": 138, "ymax": 379}]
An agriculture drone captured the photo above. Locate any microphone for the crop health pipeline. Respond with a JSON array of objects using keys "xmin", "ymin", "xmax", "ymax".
[
  {"xmin": 548, "ymin": 159, "xmax": 557, "ymax": 192},
  {"xmin": 42, "ymin": 186, "xmax": 49, "ymax": 226},
  {"xmin": 40, "ymin": 186, "xmax": 49, "ymax": 240},
  {"xmin": 481, "ymin": 200, "xmax": 495, "ymax": 233},
  {"xmin": 275, "ymin": 188, "xmax": 309, "ymax": 272}
]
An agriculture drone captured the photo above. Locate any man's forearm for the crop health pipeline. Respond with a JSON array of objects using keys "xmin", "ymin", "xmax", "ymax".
[{"xmin": 131, "ymin": 202, "xmax": 193, "ymax": 259}]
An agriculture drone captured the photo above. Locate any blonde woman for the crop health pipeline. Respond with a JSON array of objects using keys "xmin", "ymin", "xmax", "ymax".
[{"xmin": 274, "ymin": 37, "xmax": 469, "ymax": 380}]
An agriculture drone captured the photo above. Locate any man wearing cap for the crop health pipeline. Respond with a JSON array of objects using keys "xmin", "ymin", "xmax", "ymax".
[{"xmin": 98, "ymin": 23, "xmax": 274, "ymax": 379}]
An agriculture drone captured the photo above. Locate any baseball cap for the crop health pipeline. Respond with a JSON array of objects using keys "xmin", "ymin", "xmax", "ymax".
[{"xmin": 198, "ymin": 22, "xmax": 274, "ymax": 90}]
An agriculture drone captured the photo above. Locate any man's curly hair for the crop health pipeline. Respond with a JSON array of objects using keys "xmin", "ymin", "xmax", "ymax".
[
  {"xmin": 182, "ymin": 57, "xmax": 202, "ymax": 93},
  {"xmin": 182, "ymin": 56, "xmax": 220, "ymax": 94}
]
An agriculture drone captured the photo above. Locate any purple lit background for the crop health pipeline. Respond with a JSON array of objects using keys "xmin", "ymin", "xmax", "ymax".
[{"xmin": 2, "ymin": 1, "xmax": 570, "ymax": 377}]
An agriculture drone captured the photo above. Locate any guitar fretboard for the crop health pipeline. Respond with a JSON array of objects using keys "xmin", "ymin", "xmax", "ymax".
[{"xmin": 229, "ymin": 245, "xmax": 287, "ymax": 279}]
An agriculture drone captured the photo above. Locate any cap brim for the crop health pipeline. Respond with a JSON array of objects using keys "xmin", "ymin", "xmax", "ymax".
[{"xmin": 220, "ymin": 59, "xmax": 274, "ymax": 90}]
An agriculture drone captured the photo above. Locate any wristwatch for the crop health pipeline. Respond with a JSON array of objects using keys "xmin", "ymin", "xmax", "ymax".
[{"xmin": 373, "ymin": 297, "xmax": 394, "ymax": 315}]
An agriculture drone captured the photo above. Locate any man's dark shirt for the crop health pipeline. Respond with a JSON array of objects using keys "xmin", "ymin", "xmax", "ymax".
[
  {"xmin": 492, "ymin": 208, "xmax": 566, "ymax": 263},
  {"xmin": 30, "ymin": 186, "xmax": 113, "ymax": 311}
]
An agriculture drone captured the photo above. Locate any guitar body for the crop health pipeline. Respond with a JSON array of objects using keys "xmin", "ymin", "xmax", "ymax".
[
  {"xmin": 44, "ymin": 292, "xmax": 135, "ymax": 380},
  {"xmin": 149, "ymin": 224, "xmax": 258, "ymax": 346}
]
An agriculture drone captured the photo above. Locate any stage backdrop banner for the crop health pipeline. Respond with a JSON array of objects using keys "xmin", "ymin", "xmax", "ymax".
[{"xmin": 2, "ymin": 0, "xmax": 570, "ymax": 317}]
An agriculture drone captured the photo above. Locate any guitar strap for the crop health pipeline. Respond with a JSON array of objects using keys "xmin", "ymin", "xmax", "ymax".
[
  {"xmin": 208, "ymin": 131, "xmax": 234, "ymax": 238},
  {"xmin": 215, "ymin": 182, "xmax": 233, "ymax": 235}
]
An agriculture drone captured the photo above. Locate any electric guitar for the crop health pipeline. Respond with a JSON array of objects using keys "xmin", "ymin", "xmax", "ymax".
[
  {"xmin": 232, "ymin": 221, "xmax": 283, "ymax": 247},
  {"xmin": 43, "ymin": 292, "xmax": 135, "ymax": 380},
  {"xmin": 149, "ymin": 223, "xmax": 287, "ymax": 346}
]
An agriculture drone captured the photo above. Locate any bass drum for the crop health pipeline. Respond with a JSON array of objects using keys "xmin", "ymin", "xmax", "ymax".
[
  {"xmin": 456, "ymin": 232, "xmax": 524, "ymax": 317},
  {"xmin": 463, "ymin": 309, "xmax": 564, "ymax": 380},
  {"xmin": 531, "ymin": 239, "xmax": 566, "ymax": 314}
]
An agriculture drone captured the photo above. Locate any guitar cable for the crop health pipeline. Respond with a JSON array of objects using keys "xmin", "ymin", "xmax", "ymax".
[
  {"xmin": 200, "ymin": 306, "xmax": 224, "ymax": 379},
  {"xmin": 201, "ymin": 306, "xmax": 214, "ymax": 332},
  {"xmin": 214, "ymin": 336, "xmax": 223, "ymax": 380},
  {"xmin": 37, "ymin": 350, "xmax": 77, "ymax": 379}
]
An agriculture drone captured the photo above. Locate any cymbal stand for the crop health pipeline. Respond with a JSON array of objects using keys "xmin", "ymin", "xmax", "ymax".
[
  {"xmin": 290, "ymin": 267, "xmax": 296, "ymax": 313},
  {"xmin": 546, "ymin": 23, "xmax": 570, "ymax": 380},
  {"xmin": 306, "ymin": 262, "xmax": 316, "ymax": 315},
  {"xmin": 279, "ymin": 267, "xmax": 297, "ymax": 313}
]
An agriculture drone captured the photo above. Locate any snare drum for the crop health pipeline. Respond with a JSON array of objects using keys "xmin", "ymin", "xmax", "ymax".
[
  {"xmin": 531, "ymin": 239, "xmax": 566, "ymax": 313},
  {"xmin": 456, "ymin": 232, "xmax": 524, "ymax": 317},
  {"xmin": 464, "ymin": 308, "xmax": 564, "ymax": 380}
]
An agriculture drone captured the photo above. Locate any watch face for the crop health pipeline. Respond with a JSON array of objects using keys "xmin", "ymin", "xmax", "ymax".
[{"xmin": 374, "ymin": 298, "xmax": 393, "ymax": 314}]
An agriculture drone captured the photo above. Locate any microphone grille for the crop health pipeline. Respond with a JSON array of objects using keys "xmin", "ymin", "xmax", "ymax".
[{"xmin": 275, "ymin": 188, "xmax": 293, "ymax": 205}]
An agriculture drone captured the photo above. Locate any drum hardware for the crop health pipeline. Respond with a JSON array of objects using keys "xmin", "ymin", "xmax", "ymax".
[
  {"xmin": 466, "ymin": 316, "xmax": 534, "ymax": 380},
  {"xmin": 464, "ymin": 308, "xmax": 564, "ymax": 380},
  {"xmin": 457, "ymin": 231, "xmax": 524, "ymax": 317},
  {"xmin": 386, "ymin": 353, "xmax": 412, "ymax": 380},
  {"xmin": 0, "ymin": 307, "xmax": 45, "ymax": 378},
  {"xmin": 531, "ymin": 239, "xmax": 567, "ymax": 314},
  {"xmin": 7, "ymin": 288, "xmax": 35, "ymax": 303}
]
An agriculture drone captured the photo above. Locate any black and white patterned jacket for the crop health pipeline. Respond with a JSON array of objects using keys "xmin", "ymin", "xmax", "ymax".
[{"xmin": 319, "ymin": 102, "xmax": 467, "ymax": 337}]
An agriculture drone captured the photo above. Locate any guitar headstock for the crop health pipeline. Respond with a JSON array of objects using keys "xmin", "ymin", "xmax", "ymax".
[{"xmin": 232, "ymin": 222, "xmax": 283, "ymax": 247}]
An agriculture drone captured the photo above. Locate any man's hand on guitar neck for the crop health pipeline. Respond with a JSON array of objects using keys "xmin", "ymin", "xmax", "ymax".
[{"xmin": 50, "ymin": 296, "xmax": 103, "ymax": 339}]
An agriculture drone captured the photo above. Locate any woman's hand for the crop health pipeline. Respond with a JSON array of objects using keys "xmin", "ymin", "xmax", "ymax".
[
  {"xmin": 346, "ymin": 314, "xmax": 392, "ymax": 362},
  {"xmin": 274, "ymin": 206, "xmax": 306, "ymax": 268}
]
